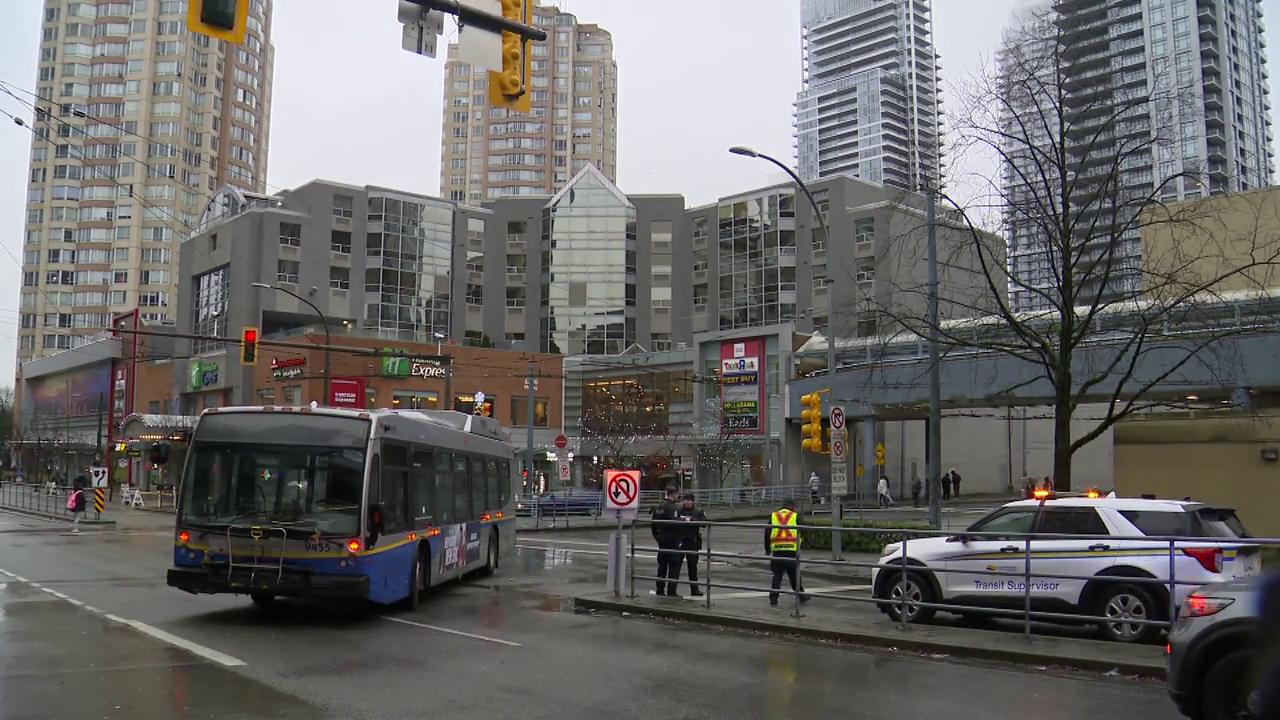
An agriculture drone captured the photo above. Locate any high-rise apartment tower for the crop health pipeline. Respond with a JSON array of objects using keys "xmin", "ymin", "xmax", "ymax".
[
  {"xmin": 439, "ymin": 4, "xmax": 618, "ymax": 204},
  {"xmin": 794, "ymin": 0, "xmax": 943, "ymax": 190},
  {"xmin": 18, "ymin": 0, "xmax": 275, "ymax": 361}
]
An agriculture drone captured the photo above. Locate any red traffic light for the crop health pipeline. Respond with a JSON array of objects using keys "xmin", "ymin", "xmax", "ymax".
[{"xmin": 244, "ymin": 329, "xmax": 257, "ymax": 343}]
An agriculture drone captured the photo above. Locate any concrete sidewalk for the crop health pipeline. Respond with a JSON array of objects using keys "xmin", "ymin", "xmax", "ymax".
[{"xmin": 575, "ymin": 592, "xmax": 1167, "ymax": 678}]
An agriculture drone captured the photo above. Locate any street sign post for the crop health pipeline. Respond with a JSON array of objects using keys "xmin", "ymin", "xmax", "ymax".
[
  {"xmin": 830, "ymin": 463, "xmax": 848, "ymax": 496},
  {"xmin": 829, "ymin": 405, "xmax": 845, "ymax": 432},
  {"xmin": 397, "ymin": 0, "xmax": 445, "ymax": 58},
  {"xmin": 554, "ymin": 434, "xmax": 568, "ymax": 449},
  {"xmin": 604, "ymin": 468, "xmax": 640, "ymax": 596},
  {"xmin": 557, "ymin": 458, "xmax": 571, "ymax": 485},
  {"xmin": 605, "ymin": 469, "xmax": 639, "ymax": 511}
]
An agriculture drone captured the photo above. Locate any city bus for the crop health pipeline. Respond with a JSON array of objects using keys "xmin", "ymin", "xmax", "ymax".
[{"xmin": 166, "ymin": 405, "xmax": 517, "ymax": 607}]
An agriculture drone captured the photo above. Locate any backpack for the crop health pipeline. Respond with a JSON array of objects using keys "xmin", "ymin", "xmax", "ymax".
[{"xmin": 66, "ymin": 489, "xmax": 81, "ymax": 511}]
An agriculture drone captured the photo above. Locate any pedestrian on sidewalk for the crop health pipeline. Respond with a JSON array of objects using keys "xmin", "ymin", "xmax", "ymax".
[
  {"xmin": 808, "ymin": 471, "xmax": 821, "ymax": 506},
  {"xmin": 650, "ymin": 485, "xmax": 682, "ymax": 597},
  {"xmin": 66, "ymin": 476, "xmax": 87, "ymax": 533},
  {"xmin": 877, "ymin": 476, "xmax": 895, "ymax": 508},
  {"xmin": 764, "ymin": 499, "xmax": 808, "ymax": 606},
  {"xmin": 941, "ymin": 471, "xmax": 952, "ymax": 501},
  {"xmin": 676, "ymin": 493, "xmax": 707, "ymax": 596},
  {"xmin": 910, "ymin": 475, "xmax": 922, "ymax": 507},
  {"xmin": 949, "ymin": 469, "xmax": 962, "ymax": 498}
]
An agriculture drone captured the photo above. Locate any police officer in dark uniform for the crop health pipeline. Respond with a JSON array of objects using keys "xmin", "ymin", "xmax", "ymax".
[
  {"xmin": 650, "ymin": 485, "xmax": 682, "ymax": 597},
  {"xmin": 676, "ymin": 493, "xmax": 708, "ymax": 596}
]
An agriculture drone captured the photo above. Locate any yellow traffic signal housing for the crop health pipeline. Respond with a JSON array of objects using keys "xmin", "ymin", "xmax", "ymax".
[
  {"xmin": 188, "ymin": 0, "xmax": 249, "ymax": 45},
  {"xmin": 800, "ymin": 393, "xmax": 825, "ymax": 453},
  {"xmin": 488, "ymin": 0, "xmax": 532, "ymax": 114},
  {"xmin": 241, "ymin": 327, "xmax": 259, "ymax": 365}
]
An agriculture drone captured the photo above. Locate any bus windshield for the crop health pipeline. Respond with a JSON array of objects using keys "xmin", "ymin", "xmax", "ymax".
[{"xmin": 179, "ymin": 443, "xmax": 365, "ymax": 535}]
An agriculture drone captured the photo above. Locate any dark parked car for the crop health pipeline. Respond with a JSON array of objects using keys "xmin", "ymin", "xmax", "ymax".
[
  {"xmin": 1167, "ymin": 576, "xmax": 1262, "ymax": 719},
  {"xmin": 515, "ymin": 489, "xmax": 602, "ymax": 518}
]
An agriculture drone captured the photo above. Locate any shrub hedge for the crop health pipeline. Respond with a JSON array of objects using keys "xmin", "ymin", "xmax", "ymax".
[{"xmin": 797, "ymin": 518, "xmax": 932, "ymax": 553}]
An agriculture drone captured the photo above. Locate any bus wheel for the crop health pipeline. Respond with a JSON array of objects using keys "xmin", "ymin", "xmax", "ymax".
[
  {"xmin": 250, "ymin": 592, "xmax": 275, "ymax": 607},
  {"xmin": 407, "ymin": 548, "xmax": 424, "ymax": 610},
  {"xmin": 480, "ymin": 529, "xmax": 499, "ymax": 577}
]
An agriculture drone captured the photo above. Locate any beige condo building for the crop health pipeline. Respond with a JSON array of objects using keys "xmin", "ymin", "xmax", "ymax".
[
  {"xmin": 439, "ymin": 4, "xmax": 617, "ymax": 203},
  {"xmin": 18, "ymin": 0, "xmax": 275, "ymax": 362}
]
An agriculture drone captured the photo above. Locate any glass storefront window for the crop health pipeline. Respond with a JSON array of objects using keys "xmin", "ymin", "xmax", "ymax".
[
  {"xmin": 392, "ymin": 391, "xmax": 438, "ymax": 410},
  {"xmin": 511, "ymin": 397, "xmax": 550, "ymax": 427}
]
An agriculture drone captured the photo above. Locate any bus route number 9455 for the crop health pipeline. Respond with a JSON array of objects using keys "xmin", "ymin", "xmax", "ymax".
[{"xmin": 304, "ymin": 540, "xmax": 333, "ymax": 553}]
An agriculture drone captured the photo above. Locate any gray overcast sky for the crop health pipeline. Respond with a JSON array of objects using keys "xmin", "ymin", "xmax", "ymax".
[{"xmin": 1, "ymin": 0, "xmax": 1278, "ymax": 382}]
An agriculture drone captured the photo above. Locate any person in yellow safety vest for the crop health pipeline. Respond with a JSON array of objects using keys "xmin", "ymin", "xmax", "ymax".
[{"xmin": 764, "ymin": 499, "xmax": 809, "ymax": 606}]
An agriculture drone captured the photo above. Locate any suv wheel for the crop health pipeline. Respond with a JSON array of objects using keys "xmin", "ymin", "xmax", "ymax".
[
  {"xmin": 1095, "ymin": 583, "xmax": 1157, "ymax": 643},
  {"xmin": 884, "ymin": 570, "xmax": 936, "ymax": 624},
  {"xmin": 1200, "ymin": 649, "xmax": 1260, "ymax": 720}
]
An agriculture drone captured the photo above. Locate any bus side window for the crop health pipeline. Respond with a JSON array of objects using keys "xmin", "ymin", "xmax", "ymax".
[
  {"xmin": 412, "ymin": 449, "xmax": 434, "ymax": 526},
  {"xmin": 470, "ymin": 457, "xmax": 485, "ymax": 517},
  {"xmin": 434, "ymin": 451, "xmax": 454, "ymax": 525},
  {"xmin": 381, "ymin": 442, "xmax": 409, "ymax": 535},
  {"xmin": 453, "ymin": 454, "xmax": 470, "ymax": 522},
  {"xmin": 499, "ymin": 460, "xmax": 512, "ymax": 507},
  {"xmin": 485, "ymin": 459, "xmax": 500, "ymax": 512}
]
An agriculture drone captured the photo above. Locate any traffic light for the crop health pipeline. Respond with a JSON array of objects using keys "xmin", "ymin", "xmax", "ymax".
[
  {"xmin": 188, "ymin": 0, "xmax": 249, "ymax": 45},
  {"xmin": 488, "ymin": 0, "xmax": 532, "ymax": 114},
  {"xmin": 800, "ymin": 393, "xmax": 824, "ymax": 453},
  {"xmin": 241, "ymin": 327, "xmax": 259, "ymax": 365},
  {"xmin": 149, "ymin": 442, "xmax": 171, "ymax": 466}
]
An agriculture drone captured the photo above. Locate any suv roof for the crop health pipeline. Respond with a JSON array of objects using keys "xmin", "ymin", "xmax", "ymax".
[{"xmin": 1002, "ymin": 497, "xmax": 1207, "ymax": 512}]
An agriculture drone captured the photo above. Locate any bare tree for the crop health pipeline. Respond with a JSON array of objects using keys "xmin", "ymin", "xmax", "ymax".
[
  {"xmin": 862, "ymin": 8, "xmax": 1280, "ymax": 490},
  {"xmin": 696, "ymin": 396, "xmax": 754, "ymax": 489},
  {"xmin": 578, "ymin": 379, "xmax": 666, "ymax": 471}
]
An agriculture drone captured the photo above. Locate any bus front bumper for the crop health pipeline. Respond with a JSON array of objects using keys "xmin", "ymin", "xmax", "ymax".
[{"xmin": 167, "ymin": 566, "xmax": 370, "ymax": 599}]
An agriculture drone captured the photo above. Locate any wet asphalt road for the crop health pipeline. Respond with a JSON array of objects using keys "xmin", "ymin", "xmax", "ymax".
[{"xmin": 0, "ymin": 510, "xmax": 1180, "ymax": 720}]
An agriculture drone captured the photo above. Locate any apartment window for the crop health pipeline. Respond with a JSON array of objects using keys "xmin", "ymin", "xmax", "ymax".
[
  {"xmin": 277, "ymin": 259, "xmax": 300, "ymax": 284},
  {"xmin": 333, "ymin": 194, "xmax": 353, "ymax": 219},
  {"xmin": 329, "ymin": 266, "xmax": 350, "ymax": 290},
  {"xmin": 331, "ymin": 229, "xmax": 352, "ymax": 254},
  {"xmin": 854, "ymin": 217, "xmax": 875, "ymax": 243},
  {"xmin": 279, "ymin": 222, "xmax": 301, "ymax": 247},
  {"xmin": 510, "ymin": 397, "xmax": 550, "ymax": 427}
]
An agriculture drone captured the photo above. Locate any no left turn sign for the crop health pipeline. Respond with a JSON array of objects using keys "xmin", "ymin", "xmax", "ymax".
[{"xmin": 605, "ymin": 469, "xmax": 639, "ymax": 510}]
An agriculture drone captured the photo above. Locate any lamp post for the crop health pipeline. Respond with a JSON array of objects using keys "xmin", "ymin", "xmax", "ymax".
[
  {"xmin": 251, "ymin": 282, "xmax": 331, "ymax": 403},
  {"xmin": 729, "ymin": 146, "xmax": 843, "ymax": 555},
  {"xmin": 433, "ymin": 331, "xmax": 445, "ymax": 355}
]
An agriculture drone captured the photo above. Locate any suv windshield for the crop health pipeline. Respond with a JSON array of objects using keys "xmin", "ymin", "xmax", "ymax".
[{"xmin": 179, "ymin": 443, "xmax": 365, "ymax": 535}]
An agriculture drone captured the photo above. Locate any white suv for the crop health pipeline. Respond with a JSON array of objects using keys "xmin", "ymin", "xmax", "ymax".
[{"xmin": 871, "ymin": 496, "xmax": 1260, "ymax": 643}]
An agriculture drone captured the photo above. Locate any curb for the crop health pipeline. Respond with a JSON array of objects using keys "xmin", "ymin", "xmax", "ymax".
[
  {"xmin": 0, "ymin": 505, "xmax": 116, "ymax": 526},
  {"xmin": 573, "ymin": 595, "xmax": 1166, "ymax": 679}
]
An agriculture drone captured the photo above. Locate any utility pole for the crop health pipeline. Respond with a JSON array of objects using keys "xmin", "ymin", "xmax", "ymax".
[
  {"xmin": 95, "ymin": 392, "xmax": 103, "ymax": 463},
  {"xmin": 525, "ymin": 362, "xmax": 537, "ymax": 485},
  {"xmin": 925, "ymin": 185, "xmax": 942, "ymax": 530}
]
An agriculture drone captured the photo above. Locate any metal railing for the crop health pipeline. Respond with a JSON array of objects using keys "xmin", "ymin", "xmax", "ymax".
[
  {"xmin": 0, "ymin": 481, "xmax": 81, "ymax": 517},
  {"xmin": 516, "ymin": 485, "xmax": 808, "ymax": 528},
  {"xmin": 624, "ymin": 518, "xmax": 1274, "ymax": 643}
]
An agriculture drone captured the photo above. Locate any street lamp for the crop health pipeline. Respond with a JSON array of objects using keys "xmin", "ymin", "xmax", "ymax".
[
  {"xmin": 433, "ymin": 331, "xmax": 445, "ymax": 355},
  {"xmin": 251, "ymin": 282, "xmax": 332, "ymax": 403},
  {"xmin": 729, "ymin": 145, "xmax": 843, "ymax": 558}
]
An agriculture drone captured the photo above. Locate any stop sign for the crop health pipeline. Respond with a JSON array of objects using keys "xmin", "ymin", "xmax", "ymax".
[{"xmin": 554, "ymin": 435, "xmax": 568, "ymax": 449}]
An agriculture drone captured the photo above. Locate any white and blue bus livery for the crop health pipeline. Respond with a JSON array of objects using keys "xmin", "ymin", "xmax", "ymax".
[{"xmin": 167, "ymin": 405, "xmax": 517, "ymax": 607}]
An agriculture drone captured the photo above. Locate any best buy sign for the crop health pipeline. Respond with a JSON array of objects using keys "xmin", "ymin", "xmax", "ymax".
[{"xmin": 381, "ymin": 348, "xmax": 449, "ymax": 379}]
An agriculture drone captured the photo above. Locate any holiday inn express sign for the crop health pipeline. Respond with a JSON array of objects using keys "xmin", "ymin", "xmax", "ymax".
[{"xmin": 380, "ymin": 348, "xmax": 450, "ymax": 380}]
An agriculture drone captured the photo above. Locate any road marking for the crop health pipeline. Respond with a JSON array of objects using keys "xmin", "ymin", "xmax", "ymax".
[
  {"xmin": 517, "ymin": 537, "xmax": 610, "ymax": 547},
  {"xmin": 106, "ymin": 615, "xmax": 247, "ymax": 667},
  {"xmin": 677, "ymin": 584, "xmax": 872, "ymax": 601},
  {"xmin": 381, "ymin": 615, "xmax": 522, "ymax": 647}
]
